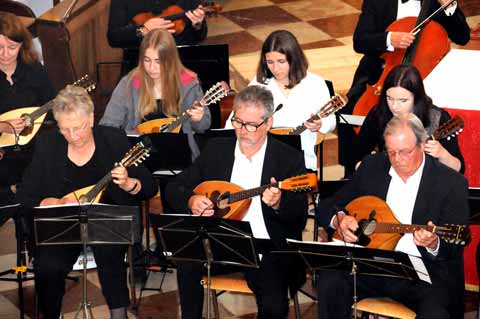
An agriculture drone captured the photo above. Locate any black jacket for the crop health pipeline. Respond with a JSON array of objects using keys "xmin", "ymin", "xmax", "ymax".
[{"xmin": 316, "ymin": 152, "xmax": 469, "ymax": 295}]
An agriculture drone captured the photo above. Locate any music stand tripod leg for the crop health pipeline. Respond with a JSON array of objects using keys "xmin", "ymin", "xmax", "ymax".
[{"xmin": 74, "ymin": 224, "xmax": 94, "ymax": 319}]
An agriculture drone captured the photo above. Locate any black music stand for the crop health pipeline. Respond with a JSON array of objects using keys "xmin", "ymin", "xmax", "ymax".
[
  {"xmin": 156, "ymin": 214, "xmax": 260, "ymax": 319},
  {"xmin": 278, "ymin": 239, "xmax": 422, "ymax": 318},
  {"xmin": 33, "ymin": 203, "xmax": 138, "ymax": 319},
  {"xmin": 0, "ymin": 204, "xmax": 34, "ymax": 319}
]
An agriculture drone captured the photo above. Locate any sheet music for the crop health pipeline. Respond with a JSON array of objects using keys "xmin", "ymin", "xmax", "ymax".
[
  {"xmin": 287, "ymin": 238, "xmax": 364, "ymax": 248},
  {"xmin": 0, "ymin": 203, "xmax": 21, "ymax": 210},
  {"xmin": 408, "ymin": 255, "xmax": 431, "ymax": 284},
  {"xmin": 338, "ymin": 114, "xmax": 365, "ymax": 126}
]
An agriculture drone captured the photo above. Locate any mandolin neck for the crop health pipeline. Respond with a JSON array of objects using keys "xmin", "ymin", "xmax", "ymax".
[
  {"xmin": 26, "ymin": 100, "xmax": 55, "ymax": 123},
  {"xmin": 228, "ymin": 182, "xmax": 278, "ymax": 204},
  {"xmin": 374, "ymin": 222, "xmax": 434, "ymax": 234},
  {"xmin": 83, "ymin": 173, "xmax": 112, "ymax": 203},
  {"xmin": 288, "ymin": 114, "xmax": 321, "ymax": 135}
]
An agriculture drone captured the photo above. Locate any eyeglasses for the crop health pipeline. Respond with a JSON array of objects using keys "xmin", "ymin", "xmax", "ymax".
[
  {"xmin": 385, "ymin": 145, "xmax": 418, "ymax": 158},
  {"xmin": 58, "ymin": 121, "xmax": 90, "ymax": 136},
  {"xmin": 231, "ymin": 117, "xmax": 265, "ymax": 132}
]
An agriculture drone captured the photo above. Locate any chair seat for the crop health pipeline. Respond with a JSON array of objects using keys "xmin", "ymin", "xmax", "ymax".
[
  {"xmin": 202, "ymin": 273, "xmax": 252, "ymax": 294},
  {"xmin": 355, "ymin": 297, "xmax": 416, "ymax": 319}
]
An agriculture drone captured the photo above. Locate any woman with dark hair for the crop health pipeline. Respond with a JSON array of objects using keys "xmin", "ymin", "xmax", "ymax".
[
  {"xmin": 356, "ymin": 64, "xmax": 464, "ymax": 172},
  {"xmin": 100, "ymin": 28, "xmax": 210, "ymax": 159},
  {"xmin": 226, "ymin": 30, "xmax": 335, "ymax": 171},
  {"xmin": 0, "ymin": 12, "xmax": 55, "ymax": 205}
]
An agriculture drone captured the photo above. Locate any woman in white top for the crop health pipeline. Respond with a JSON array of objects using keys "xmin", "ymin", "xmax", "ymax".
[{"xmin": 226, "ymin": 30, "xmax": 336, "ymax": 171}]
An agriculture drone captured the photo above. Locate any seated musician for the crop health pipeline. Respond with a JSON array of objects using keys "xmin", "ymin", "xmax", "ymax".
[
  {"xmin": 225, "ymin": 30, "xmax": 336, "ymax": 172},
  {"xmin": 16, "ymin": 85, "xmax": 157, "ymax": 319},
  {"xmin": 0, "ymin": 12, "xmax": 55, "ymax": 205},
  {"xmin": 100, "ymin": 28, "xmax": 210, "ymax": 159},
  {"xmin": 316, "ymin": 113, "xmax": 469, "ymax": 319},
  {"xmin": 107, "ymin": 0, "xmax": 207, "ymax": 73},
  {"xmin": 338, "ymin": 0, "xmax": 470, "ymax": 175},
  {"xmin": 165, "ymin": 85, "xmax": 308, "ymax": 319},
  {"xmin": 355, "ymin": 64, "xmax": 464, "ymax": 172}
]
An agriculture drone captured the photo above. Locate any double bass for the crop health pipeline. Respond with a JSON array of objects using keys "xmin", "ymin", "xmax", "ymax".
[{"xmin": 351, "ymin": 0, "xmax": 456, "ymax": 129}]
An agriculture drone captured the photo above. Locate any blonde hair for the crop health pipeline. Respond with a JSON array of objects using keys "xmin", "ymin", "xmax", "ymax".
[
  {"xmin": 52, "ymin": 85, "xmax": 94, "ymax": 120},
  {"xmin": 132, "ymin": 29, "xmax": 187, "ymax": 118},
  {"xmin": 0, "ymin": 12, "xmax": 39, "ymax": 65}
]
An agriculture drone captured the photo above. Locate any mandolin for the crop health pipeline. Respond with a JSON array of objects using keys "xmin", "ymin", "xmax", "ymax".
[
  {"xmin": 62, "ymin": 141, "xmax": 151, "ymax": 204},
  {"xmin": 0, "ymin": 75, "xmax": 96, "ymax": 147},
  {"xmin": 333, "ymin": 195, "xmax": 469, "ymax": 250},
  {"xmin": 133, "ymin": 2, "xmax": 222, "ymax": 36},
  {"xmin": 136, "ymin": 81, "xmax": 229, "ymax": 134},
  {"xmin": 270, "ymin": 93, "xmax": 348, "ymax": 135},
  {"xmin": 430, "ymin": 115, "xmax": 464, "ymax": 141},
  {"xmin": 193, "ymin": 173, "xmax": 318, "ymax": 220}
]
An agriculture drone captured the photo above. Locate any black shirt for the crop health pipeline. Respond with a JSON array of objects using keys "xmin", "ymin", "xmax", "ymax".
[{"xmin": 0, "ymin": 60, "xmax": 55, "ymax": 113}]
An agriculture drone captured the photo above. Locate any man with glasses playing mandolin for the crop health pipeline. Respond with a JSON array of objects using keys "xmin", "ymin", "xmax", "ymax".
[
  {"xmin": 316, "ymin": 113, "xmax": 469, "ymax": 319},
  {"xmin": 165, "ymin": 85, "xmax": 309, "ymax": 319},
  {"xmin": 16, "ymin": 85, "xmax": 157, "ymax": 319}
]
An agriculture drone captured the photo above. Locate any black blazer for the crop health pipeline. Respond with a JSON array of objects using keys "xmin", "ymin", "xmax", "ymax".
[
  {"xmin": 16, "ymin": 125, "xmax": 157, "ymax": 209},
  {"xmin": 316, "ymin": 152, "xmax": 469, "ymax": 293},
  {"xmin": 165, "ymin": 135, "xmax": 308, "ymax": 249},
  {"xmin": 350, "ymin": 0, "xmax": 470, "ymax": 93}
]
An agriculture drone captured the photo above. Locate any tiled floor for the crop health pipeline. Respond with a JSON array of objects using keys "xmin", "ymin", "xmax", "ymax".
[{"xmin": 1, "ymin": 0, "xmax": 480, "ymax": 317}]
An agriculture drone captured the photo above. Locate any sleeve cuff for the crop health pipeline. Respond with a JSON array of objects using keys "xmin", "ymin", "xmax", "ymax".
[
  {"xmin": 426, "ymin": 237, "xmax": 440, "ymax": 256},
  {"xmin": 386, "ymin": 32, "xmax": 394, "ymax": 52}
]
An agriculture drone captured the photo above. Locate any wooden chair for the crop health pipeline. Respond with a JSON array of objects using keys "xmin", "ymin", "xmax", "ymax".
[
  {"xmin": 354, "ymin": 297, "xmax": 416, "ymax": 319},
  {"xmin": 203, "ymin": 273, "xmax": 301, "ymax": 319}
]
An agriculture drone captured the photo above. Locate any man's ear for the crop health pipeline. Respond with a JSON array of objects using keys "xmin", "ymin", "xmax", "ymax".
[{"xmin": 265, "ymin": 116, "xmax": 273, "ymax": 130}]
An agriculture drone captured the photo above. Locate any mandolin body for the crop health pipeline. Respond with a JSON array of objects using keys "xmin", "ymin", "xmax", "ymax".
[
  {"xmin": 62, "ymin": 185, "xmax": 103, "ymax": 204},
  {"xmin": 194, "ymin": 180, "xmax": 251, "ymax": 220},
  {"xmin": 136, "ymin": 118, "xmax": 180, "ymax": 134},
  {"xmin": 0, "ymin": 107, "xmax": 45, "ymax": 147},
  {"xmin": 333, "ymin": 195, "xmax": 401, "ymax": 250}
]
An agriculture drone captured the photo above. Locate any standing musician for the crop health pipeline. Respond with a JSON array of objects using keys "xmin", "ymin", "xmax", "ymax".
[
  {"xmin": 225, "ymin": 30, "xmax": 336, "ymax": 172},
  {"xmin": 100, "ymin": 28, "xmax": 210, "ymax": 159},
  {"xmin": 338, "ymin": 0, "xmax": 470, "ymax": 176},
  {"xmin": 16, "ymin": 85, "xmax": 158, "ymax": 319},
  {"xmin": 0, "ymin": 12, "xmax": 55, "ymax": 206},
  {"xmin": 108, "ymin": 0, "xmax": 207, "ymax": 73},
  {"xmin": 316, "ymin": 113, "xmax": 469, "ymax": 319},
  {"xmin": 355, "ymin": 64, "xmax": 464, "ymax": 172},
  {"xmin": 165, "ymin": 85, "xmax": 308, "ymax": 319}
]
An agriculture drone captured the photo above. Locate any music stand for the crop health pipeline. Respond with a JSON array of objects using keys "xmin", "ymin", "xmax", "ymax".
[
  {"xmin": 0, "ymin": 204, "xmax": 34, "ymax": 319},
  {"xmin": 156, "ymin": 214, "xmax": 260, "ymax": 319},
  {"xmin": 33, "ymin": 203, "xmax": 138, "ymax": 319},
  {"xmin": 278, "ymin": 239, "xmax": 423, "ymax": 318}
]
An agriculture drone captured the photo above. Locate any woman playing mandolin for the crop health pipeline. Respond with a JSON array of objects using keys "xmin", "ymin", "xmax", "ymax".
[
  {"xmin": 0, "ymin": 12, "xmax": 55, "ymax": 205},
  {"xmin": 17, "ymin": 85, "xmax": 157, "ymax": 319},
  {"xmin": 355, "ymin": 64, "xmax": 464, "ymax": 172},
  {"xmin": 100, "ymin": 29, "xmax": 211, "ymax": 159},
  {"xmin": 225, "ymin": 30, "xmax": 336, "ymax": 171}
]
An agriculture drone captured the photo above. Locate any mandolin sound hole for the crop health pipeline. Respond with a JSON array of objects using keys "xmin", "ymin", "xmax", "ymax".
[{"xmin": 208, "ymin": 190, "xmax": 230, "ymax": 218}]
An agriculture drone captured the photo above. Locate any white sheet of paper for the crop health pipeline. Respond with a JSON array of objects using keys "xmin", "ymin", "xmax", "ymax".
[{"xmin": 408, "ymin": 255, "xmax": 431, "ymax": 284}]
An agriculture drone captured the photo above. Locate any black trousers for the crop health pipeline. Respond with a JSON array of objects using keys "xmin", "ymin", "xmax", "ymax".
[
  {"xmin": 34, "ymin": 244, "xmax": 129, "ymax": 319},
  {"xmin": 176, "ymin": 253, "xmax": 290, "ymax": 319},
  {"xmin": 317, "ymin": 270, "xmax": 453, "ymax": 319}
]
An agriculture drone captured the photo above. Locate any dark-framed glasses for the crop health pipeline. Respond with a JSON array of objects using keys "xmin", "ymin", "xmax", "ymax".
[
  {"xmin": 385, "ymin": 145, "xmax": 418, "ymax": 158},
  {"xmin": 230, "ymin": 117, "xmax": 265, "ymax": 132}
]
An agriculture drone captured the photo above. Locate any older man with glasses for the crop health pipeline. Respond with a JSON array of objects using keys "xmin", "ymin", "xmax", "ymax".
[
  {"xmin": 315, "ymin": 113, "xmax": 469, "ymax": 319},
  {"xmin": 165, "ymin": 85, "xmax": 308, "ymax": 319}
]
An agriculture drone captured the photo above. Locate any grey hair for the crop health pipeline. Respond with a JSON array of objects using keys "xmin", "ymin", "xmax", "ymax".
[
  {"xmin": 383, "ymin": 113, "xmax": 428, "ymax": 145},
  {"xmin": 52, "ymin": 85, "xmax": 94, "ymax": 120},
  {"xmin": 233, "ymin": 85, "xmax": 274, "ymax": 120}
]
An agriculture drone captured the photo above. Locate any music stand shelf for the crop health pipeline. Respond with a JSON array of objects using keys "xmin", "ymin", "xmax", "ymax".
[
  {"xmin": 33, "ymin": 203, "xmax": 138, "ymax": 319},
  {"xmin": 156, "ymin": 214, "xmax": 260, "ymax": 319}
]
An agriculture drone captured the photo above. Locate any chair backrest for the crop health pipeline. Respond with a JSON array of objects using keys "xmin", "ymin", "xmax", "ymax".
[{"xmin": 0, "ymin": 0, "xmax": 36, "ymax": 18}]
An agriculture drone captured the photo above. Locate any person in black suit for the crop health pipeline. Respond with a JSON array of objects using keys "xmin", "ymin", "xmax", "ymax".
[
  {"xmin": 316, "ymin": 113, "xmax": 469, "ymax": 319},
  {"xmin": 338, "ymin": 0, "xmax": 470, "ymax": 175},
  {"xmin": 165, "ymin": 85, "xmax": 308, "ymax": 319},
  {"xmin": 108, "ymin": 0, "xmax": 208, "ymax": 74},
  {"xmin": 16, "ymin": 85, "xmax": 157, "ymax": 319}
]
